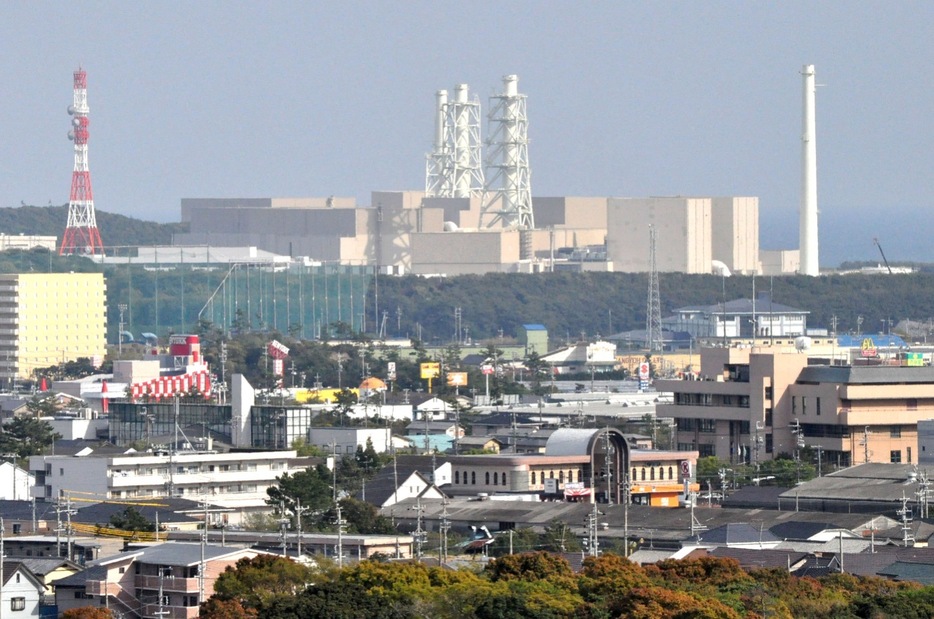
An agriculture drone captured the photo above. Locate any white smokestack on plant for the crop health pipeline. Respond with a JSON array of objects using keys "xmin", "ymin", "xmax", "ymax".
[
  {"xmin": 453, "ymin": 83, "xmax": 471, "ymax": 197},
  {"xmin": 434, "ymin": 90, "xmax": 448, "ymax": 151},
  {"xmin": 799, "ymin": 64, "xmax": 819, "ymax": 276}
]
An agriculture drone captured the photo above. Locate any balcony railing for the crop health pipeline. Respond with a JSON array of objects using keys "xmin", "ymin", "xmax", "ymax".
[{"xmin": 136, "ymin": 574, "xmax": 200, "ymax": 593}]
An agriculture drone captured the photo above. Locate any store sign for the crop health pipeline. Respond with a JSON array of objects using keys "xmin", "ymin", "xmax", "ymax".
[{"xmin": 860, "ymin": 338, "xmax": 878, "ymax": 358}]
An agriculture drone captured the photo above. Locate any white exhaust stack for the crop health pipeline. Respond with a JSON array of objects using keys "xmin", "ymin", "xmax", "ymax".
[{"xmin": 799, "ymin": 64, "xmax": 819, "ymax": 276}]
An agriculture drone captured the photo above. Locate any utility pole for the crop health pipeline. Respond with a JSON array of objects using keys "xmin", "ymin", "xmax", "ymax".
[
  {"xmin": 118, "ymin": 303, "xmax": 127, "ymax": 356},
  {"xmin": 622, "ymin": 474, "xmax": 631, "ymax": 557},
  {"xmin": 335, "ymin": 502, "xmax": 346, "ymax": 568},
  {"xmin": 791, "ymin": 418, "xmax": 804, "ymax": 484},
  {"xmin": 439, "ymin": 497, "xmax": 450, "ymax": 565},
  {"xmin": 412, "ymin": 498, "xmax": 426, "ymax": 562},
  {"xmin": 862, "ymin": 426, "xmax": 872, "ymax": 463}
]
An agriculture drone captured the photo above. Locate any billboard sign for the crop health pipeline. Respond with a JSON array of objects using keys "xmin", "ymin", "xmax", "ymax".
[
  {"xmin": 420, "ymin": 362, "xmax": 441, "ymax": 379},
  {"xmin": 447, "ymin": 372, "xmax": 468, "ymax": 386}
]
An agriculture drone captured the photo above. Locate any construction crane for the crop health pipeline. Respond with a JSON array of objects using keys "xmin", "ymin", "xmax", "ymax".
[{"xmin": 873, "ymin": 238, "xmax": 893, "ymax": 274}]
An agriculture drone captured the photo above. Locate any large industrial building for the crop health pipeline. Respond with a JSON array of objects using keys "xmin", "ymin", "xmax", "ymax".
[
  {"xmin": 0, "ymin": 273, "xmax": 107, "ymax": 382},
  {"xmin": 171, "ymin": 67, "xmax": 824, "ymax": 277}
]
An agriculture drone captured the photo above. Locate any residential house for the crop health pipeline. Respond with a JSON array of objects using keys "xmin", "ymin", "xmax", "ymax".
[{"xmin": 54, "ymin": 543, "xmax": 267, "ymax": 619}]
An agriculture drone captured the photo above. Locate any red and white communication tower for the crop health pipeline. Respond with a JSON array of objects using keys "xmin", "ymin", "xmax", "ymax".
[{"xmin": 60, "ymin": 68, "xmax": 104, "ymax": 255}]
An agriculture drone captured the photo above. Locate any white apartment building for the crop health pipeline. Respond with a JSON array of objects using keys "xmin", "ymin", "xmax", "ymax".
[{"xmin": 29, "ymin": 450, "xmax": 311, "ymax": 525}]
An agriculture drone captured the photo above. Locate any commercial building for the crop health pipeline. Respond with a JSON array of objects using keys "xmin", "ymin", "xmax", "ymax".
[
  {"xmin": 0, "ymin": 273, "xmax": 107, "ymax": 382},
  {"xmin": 657, "ymin": 346, "xmax": 934, "ymax": 468}
]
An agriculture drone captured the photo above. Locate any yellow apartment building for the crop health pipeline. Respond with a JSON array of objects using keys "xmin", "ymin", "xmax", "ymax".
[{"xmin": 0, "ymin": 273, "xmax": 107, "ymax": 382}]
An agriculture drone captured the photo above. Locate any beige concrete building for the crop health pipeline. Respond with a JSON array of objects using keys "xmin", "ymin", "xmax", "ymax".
[
  {"xmin": 657, "ymin": 346, "xmax": 934, "ymax": 469},
  {"xmin": 760, "ymin": 248, "xmax": 801, "ymax": 276},
  {"xmin": 0, "ymin": 273, "xmax": 107, "ymax": 381},
  {"xmin": 176, "ymin": 192, "xmax": 778, "ymax": 276},
  {"xmin": 607, "ymin": 197, "xmax": 713, "ymax": 273},
  {"xmin": 711, "ymin": 197, "xmax": 759, "ymax": 275}
]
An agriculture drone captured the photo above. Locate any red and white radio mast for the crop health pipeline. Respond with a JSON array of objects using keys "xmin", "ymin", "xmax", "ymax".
[{"xmin": 60, "ymin": 68, "xmax": 104, "ymax": 255}]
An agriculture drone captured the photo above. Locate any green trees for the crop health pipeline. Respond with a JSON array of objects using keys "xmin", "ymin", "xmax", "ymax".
[
  {"xmin": 0, "ymin": 415, "xmax": 60, "ymax": 459},
  {"xmin": 108, "ymin": 506, "xmax": 155, "ymax": 532}
]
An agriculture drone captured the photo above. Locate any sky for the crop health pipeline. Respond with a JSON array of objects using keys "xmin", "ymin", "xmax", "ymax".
[{"xmin": 2, "ymin": 3, "xmax": 932, "ymax": 266}]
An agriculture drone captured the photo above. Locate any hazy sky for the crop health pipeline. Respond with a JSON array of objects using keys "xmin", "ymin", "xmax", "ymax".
[{"xmin": 2, "ymin": 3, "xmax": 932, "ymax": 265}]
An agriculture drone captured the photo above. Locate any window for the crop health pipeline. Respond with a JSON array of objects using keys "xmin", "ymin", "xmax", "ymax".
[
  {"xmin": 455, "ymin": 471, "xmax": 460, "ymax": 484},
  {"xmin": 485, "ymin": 472, "xmax": 490, "ymax": 485},
  {"xmin": 641, "ymin": 468, "xmax": 646, "ymax": 481},
  {"xmin": 908, "ymin": 447, "xmax": 912, "ymax": 464},
  {"xmin": 891, "ymin": 426, "xmax": 902, "ymax": 438},
  {"xmin": 801, "ymin": 397, "xmax": 807, "ymax": 415},
  {"xmin": 531, "ymin": 471, "xmax": 536, "ymax": 485},
  {"xmin": 650, "ymin": 467, "xmax": 655, "ymax": 481},
  {"xmin": 668, "ymin": 466, "xmax": 674, "ymax": 479},
  {"xmin": 632, "ymin": 467, "xmax": 637, "ymax": 481},
  {"xmin": 501, "ymin": 472, "xmax": 507, "ymax": 486},
  {"xmin": 765, "ymin": 409, "xmax": 773, "ymax": 427},
  {"xmin": 765, "ymin": 434, "xmax": 773, "ymax": 453},
  {"xmin": 658, "ymin": 467, "xmax": 664, "ymax": 480},
  {"xmin": 764, "ymin": 386, "xmax": 773, "ymax": 400},
  {"xmin": 471, "ymin": 472, "xmax": 476, "ymax": 485},
  {"xmin": 558, "ymin": 470, "xmax": 564, "ymax": 483},
  {"xmin": 792, "ymin": 396, "xmax": 797, "ymax": 415},
  {"xmin": 816, "ymin": 398, "xmax": 821, "ymax": 416},
  {"xmin": 11, "ymin": 598, "xmax": 25, "ymax": 611},
  {"xmin": 891, "ymin": 450, "xmax": 902, "ymax": 463},
  {"xmin": 698, "ymin": 419, "xmax": 716, "ymax": 433}
]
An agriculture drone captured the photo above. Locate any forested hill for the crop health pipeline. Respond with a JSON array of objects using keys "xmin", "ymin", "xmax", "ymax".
[
  {"xmin": 0, "ymin": 204, "xmax": 186, "ymax": 247},
  {"xmin": 376, "ymin": 271, "xmax": 934, "ymax": 343}
]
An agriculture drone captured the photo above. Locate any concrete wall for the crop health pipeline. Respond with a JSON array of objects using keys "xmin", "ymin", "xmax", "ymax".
[
  {"xmin": 410, "ymin": 230, "xmax": 521, "ymax": 275},
  {"xmin": 760, "ymin": 249, "xmax": 800, "ymax": 275},
  {"xmin": 607, "ymin": 197, "xmax": 712, "ymax": 273},
  {"xmin": 711, "ymin": 197, "xmax": 759, "ymax": 275}
]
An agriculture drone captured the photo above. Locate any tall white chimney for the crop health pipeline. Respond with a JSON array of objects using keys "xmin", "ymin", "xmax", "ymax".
[{"xmin": 799, "ymin": 64, "xmax": 819, "ymax": 276}]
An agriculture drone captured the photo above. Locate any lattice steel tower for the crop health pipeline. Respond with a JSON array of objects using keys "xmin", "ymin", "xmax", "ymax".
[
  {"xmin": 60, "ymin": 68, "xmax": 104, "ymax": 255},
  {"xmin": 425, "ymin": 84, "xmax": 485, "ymax": 198},
  {"xmin": 645, "ymin": 225, "xmax": 662, "ymax": 352},
  {"xmin": 481, "ymin": 75, "xmax": 533, "ymax": 230}
]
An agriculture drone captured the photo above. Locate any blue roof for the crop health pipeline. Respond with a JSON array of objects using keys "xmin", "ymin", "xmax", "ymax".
[{"xmin": 522, "ymin": 324, "xmax": 547, "ymax": 331}]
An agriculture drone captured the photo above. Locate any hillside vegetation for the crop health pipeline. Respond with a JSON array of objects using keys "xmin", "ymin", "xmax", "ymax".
[
  {"xmin": 0, "ymin": 205, "xmax": 932, "ymax": 342},
  {"xmin": 0, "ymin": 204, "xmax": 186, "ymax": 247}
]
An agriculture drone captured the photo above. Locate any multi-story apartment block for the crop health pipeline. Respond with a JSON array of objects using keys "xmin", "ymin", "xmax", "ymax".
[
  {"xmin": 29, "ymin": 450, "xmax": 311, "ymax": 525},
  {"xmin": 54, "ymin": 543, "xmax": 266, "ymax": 619},
  {"xmin": 0, "ymin": 273, "xmax": 107, "ymax": 382},
  {"xmin": 657, "ymin": 346, "xmax": 934, "ymax": 468}
]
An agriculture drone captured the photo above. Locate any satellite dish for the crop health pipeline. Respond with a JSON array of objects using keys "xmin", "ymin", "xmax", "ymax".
[
  {"xmin": 443, "ymin": 221, "xmax": 459, "ymax": 232},
  {"xmin": 67, "ymin": 131, "xmax": 74, "ymax": 141},
  {"xmin": 711, "ymin": 260, "xmax": 732, "ymax": 277},
  {"xmin": 794, "ymin": 336, "xmax": 812, "ymax": 352},
  {"xmin": 67, "ymin": 105, "xmax": 75, "ymax": 115}
]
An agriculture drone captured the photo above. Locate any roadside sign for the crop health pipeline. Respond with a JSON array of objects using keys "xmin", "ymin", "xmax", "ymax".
[
  {"xmin": 447, "ymin": 372, "xmax": 468, "ymax": 386},
  {"xmin": 420, "ymin": 362, "xmax": 441, "ymax": 379}
]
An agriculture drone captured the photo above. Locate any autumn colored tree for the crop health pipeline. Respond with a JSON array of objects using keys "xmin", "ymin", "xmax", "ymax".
[
  {"xmin": 578, "ymin": 553, "xmax": 652, "ymax": 610},
  {"xmin": 613, "ymin": 586, "xmax": 742, "ymax": 619},
  {"xmin": 62, "ymin": 608, "xmax": 113, "ymax": 619},
  {"xmin": 199, "ymin": 598, "xmax": 258, "ymax": 619}
]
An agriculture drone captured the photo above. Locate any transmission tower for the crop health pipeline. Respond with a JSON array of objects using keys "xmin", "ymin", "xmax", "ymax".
[
  {"xmin": 480, "ymin": 75, "xmax": 534, "ymax": 231},
  {"xmin": 645, "ymin": 225, "xmax": 662, "ymax": 352},
  {"xmin": 60, "ymin": 68, "xmax": 104, "ymax": 255}
]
